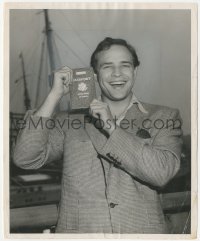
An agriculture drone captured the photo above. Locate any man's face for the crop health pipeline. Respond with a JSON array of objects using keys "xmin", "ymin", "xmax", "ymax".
[{"xmin": 96, "ymin": 45, "xmax": 137, "ymax": 101}]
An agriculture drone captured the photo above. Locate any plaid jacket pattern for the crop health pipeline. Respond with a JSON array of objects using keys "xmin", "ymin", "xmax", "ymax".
[{"xmin": 13, "ymin": 102, "xmax": 182, "ymax": 233}]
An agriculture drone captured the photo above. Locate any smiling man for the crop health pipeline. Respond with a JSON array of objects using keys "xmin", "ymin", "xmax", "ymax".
[
  {"xmin": 90, "ymin": 39, "xmax": 139, "ymax": 135},
  {"xmin": 14, "ymin": 37, "xmax": 182, "ymax": 234}
]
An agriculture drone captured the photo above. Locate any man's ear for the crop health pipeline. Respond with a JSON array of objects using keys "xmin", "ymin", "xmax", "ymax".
[
  {"xmin": 133, "ymin": 67, "xmax": 138, "ymax": 78},
  {"xmin": 93, "ymin": 73, "xmax": 102, "ymax": 98},
  {"xmin": 94, "ymin": 73, "xmax": 98, "ymax": 82}
]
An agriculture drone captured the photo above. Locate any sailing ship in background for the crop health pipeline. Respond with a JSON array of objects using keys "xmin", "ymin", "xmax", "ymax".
[
  {"xmin": 10, "ymin": 10, "xmax": 58, "ymax": 163},
  {"xmin": 9, "ymin": 9, "xmax": 191, "ymax": 233},
  {"xmin": 12, "ymin": 10, "xmax": 70, "ymax": 112},
  {"xmin": 10, "ymin": 9, "xmax": 88, "ymax": 153}
]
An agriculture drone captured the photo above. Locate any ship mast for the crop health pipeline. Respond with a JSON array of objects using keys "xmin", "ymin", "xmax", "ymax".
[
  {"xmin": 19, "ymin": 52, "xmax": 31, "ymax": 110},
  {"xmin": 44, "ymin": 9, "xmax": 56, "ymax": 76},
  {"xmin": 43, "ymin": 9, "xmax": 61, "ymax": 110}
]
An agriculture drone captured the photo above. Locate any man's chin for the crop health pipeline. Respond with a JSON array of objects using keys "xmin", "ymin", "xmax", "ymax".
[
  {"xmin": 101, "ymin": 90, "xmax": 132, "ymax": 102},
  {"xmin": 108, "ymin": 94, "xmax": 130, "ymax": 102}
]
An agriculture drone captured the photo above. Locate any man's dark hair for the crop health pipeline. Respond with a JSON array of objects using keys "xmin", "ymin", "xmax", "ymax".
[{"xmin": 90, "ymin": 37, "xmax": 140, "ymax": 74}]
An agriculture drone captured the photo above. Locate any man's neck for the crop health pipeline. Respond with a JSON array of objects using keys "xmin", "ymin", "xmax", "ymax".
[{"xmin": 102, "ymin": 93, "xmax": 133, "ymax": 118}]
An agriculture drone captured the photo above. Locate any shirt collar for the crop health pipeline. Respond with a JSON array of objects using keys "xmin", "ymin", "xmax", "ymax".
[
  {"xmin": 98, "ymin": 93, "xmax": 148, "ymax": 125},
  {"xmin": 116, "ymin": 93, "xmax": 148, "ymax": 125},
  {"xmin": 98, "ymin": 93, "xmax": 148, "ymax": 114},
  {"xmin": 131, "ymin": 94, "xmax": 148, "ymax": 114}
]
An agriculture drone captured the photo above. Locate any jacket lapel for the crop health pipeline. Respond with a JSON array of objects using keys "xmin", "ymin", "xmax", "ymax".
[
  {"xmin": 122, "ymin": 103, "xmax": 149, "ymax": 134},
  {"xmin": 84, "ymin": 103, "xmax": 149, "ymax": 153},
  {"xmin": 84, "ymin": 118, "xmax": 108, "ymax": 153}
]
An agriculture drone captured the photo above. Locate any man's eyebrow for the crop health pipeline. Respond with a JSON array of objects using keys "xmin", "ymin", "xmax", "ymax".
[
  {"xmin": 99, "ymin": 61, "xmax": 133, "ymax": 68},
  {"xmin": 121, "ymin": 61, "xmax": 133, "ymax": 64}
]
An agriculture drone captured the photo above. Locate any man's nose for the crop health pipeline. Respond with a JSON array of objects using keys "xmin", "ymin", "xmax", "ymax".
[{"xmin": 112, "ymin": 66, "xmax": 121, "ymax": 77}]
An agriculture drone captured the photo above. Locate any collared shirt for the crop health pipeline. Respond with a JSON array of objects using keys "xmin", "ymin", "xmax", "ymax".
[
  {"xmin": 99, "ymin": 93, "xmax": 148, "ymax": 126},
  {"xmin": 116, "ymin": 93, "xmax": 148, "ymax": 125}
]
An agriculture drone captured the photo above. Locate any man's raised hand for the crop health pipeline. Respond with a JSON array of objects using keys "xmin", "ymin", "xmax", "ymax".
[
  {"xmin": 51, "ymin": 66, "xmax": 73, "ymax": 99},
  {"xmin": 89, "ymin": 99, "xmax": 115, "ymax": 135}
]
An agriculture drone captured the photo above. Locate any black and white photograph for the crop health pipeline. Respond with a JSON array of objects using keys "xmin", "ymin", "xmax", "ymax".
[{"xmin": 5, "ymin": 2, "xmax": 197, "ymax": 238}]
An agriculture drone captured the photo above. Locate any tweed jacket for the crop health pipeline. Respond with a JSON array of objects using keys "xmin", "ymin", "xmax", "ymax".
[{"xmin": 13, "ymin": 101, "xmax": 182, "ymax": 234}]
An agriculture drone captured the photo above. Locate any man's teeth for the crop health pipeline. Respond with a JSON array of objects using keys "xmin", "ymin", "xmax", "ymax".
[{"xmin": 110, "ymin": 82, "xmax": 126, "ymax": 85}]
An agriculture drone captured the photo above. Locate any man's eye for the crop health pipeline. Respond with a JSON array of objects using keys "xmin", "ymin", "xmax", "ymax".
[
  {"xmin": 122, "ymin": 64, "xmax": 131, "ymax": 68},
  {"xmin": 103, "ymin": 66, "xmax": 112, "ymax": 69}
]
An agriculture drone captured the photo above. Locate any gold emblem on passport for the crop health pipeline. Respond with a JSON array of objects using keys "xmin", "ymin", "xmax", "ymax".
[{"xmin": 69, "ymin": 67, "xmax": 96, "ymax": 110}]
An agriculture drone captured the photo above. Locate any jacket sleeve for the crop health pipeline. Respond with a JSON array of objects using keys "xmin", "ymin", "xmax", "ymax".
[
  {"xmin": 99, "ymin": 109, "xmax": 183, "ymax": 187},
  {"xmin": 13, "ymin": 110, "xmax": 64, "ymax": 169}
]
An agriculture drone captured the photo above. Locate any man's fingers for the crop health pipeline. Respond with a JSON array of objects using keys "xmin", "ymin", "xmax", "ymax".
[
  {"xmin": 90, "ymin": 99, "xmax": 108, "ymax": 105},
  {"xmin": 63, "ymin": 72, "xmax": 72, "ymax": 85},
  {"xmin": 55, "ymin": 71, "xmax": 72, "ymax": 86},
  {"xmin": 90, "ymin": 104, "xmax": 105, "ymax": 114},
  {"xmin": 90, "ymin": 105, "xmax": 106, "ymax": 116},
  {"xmin": 90, "ymin": 106, "xmax": 105, "ymax": 112},
  {"xmin": 90, "ymin": 99, "xmax": 99, "ymax": 105},
  {"xmin": 90, "ymin": 101, "xmax": 108, "ymax": 109},
  {"xmin": 54, "ymin": 66, "xmax": 73, "ymax": 83},
  {"xmin": 89, "ymin": 108, "xmax": 100, "ymax": 119}
]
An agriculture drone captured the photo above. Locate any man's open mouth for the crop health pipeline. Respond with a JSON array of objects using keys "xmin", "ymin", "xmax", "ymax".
[{"xmin": 109, "ymin": 81, "xmax": 127, "ymax": 88}]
